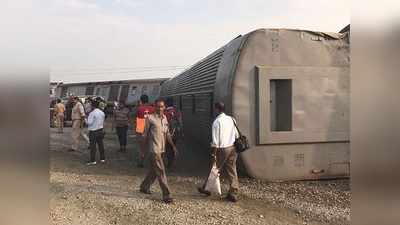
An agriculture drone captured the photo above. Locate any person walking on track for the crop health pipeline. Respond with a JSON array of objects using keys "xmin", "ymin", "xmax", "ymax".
[
  {"xmin": 139, "ymin": 98, "xmax": 177, "ymax": 204},
  {"xmin": 198, "ymin": 102, "xmax": 240, "ymax": 202},
  {"xmin": 113, "ymin": 100, "xmax": 131, "ymax": 152},
  {"xmin": 86, "ymin": 100, "xmax": 106, "ymax": 165},
  {"xmin": 70, "ymin": 96, "xmax": 86, "ymax": 151},
  {"xmin": 54, "ymin": 99, "xmax": 65, "ymax": 133}
]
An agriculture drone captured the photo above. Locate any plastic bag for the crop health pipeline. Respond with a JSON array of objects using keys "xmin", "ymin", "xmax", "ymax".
[
  {"xmin": 53, "ymin": 117, "xmax": 58, "ymax": 127},
  {"xmin": 204, "ymin": 164, "xmax": 221, "ymax": 195}
]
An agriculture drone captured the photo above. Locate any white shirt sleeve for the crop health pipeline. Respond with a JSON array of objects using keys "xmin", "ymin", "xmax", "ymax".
[
  {"xmin": 87, "ymin": 112, "xmax": 95, "ymax": 126},
  {"xmin": 211, "ymin": 120, "xmax": 220, "ymax": 147}
]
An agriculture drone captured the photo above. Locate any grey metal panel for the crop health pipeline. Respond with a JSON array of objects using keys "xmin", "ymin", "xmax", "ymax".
[
  {"xmin": 160, "ymin": 47, "xmax": 225, "ymax": 97},
  {"xmin": 158, "ymin": 44, "xmax": 225, "ymax": 148},
  {"xmin": 174, "ymin": 93, "xmax": 213, "ymax": 150},
  {"xmin": 181, "ymin": 95, "xmax": 195, "ymax": 139},
  {"xmin": 172, "ymin": 96, "xmax": 181, "ymax": 110},
  {"xmin": 176, "ymin": 68, "xmax": 219, "ymax": 87},
  {"xmin": 256, "ymin": 66, "xmax": 350, "ymax": 144},
  {"xmin": 194, "ymin": 93, "xmax": 213, "ymax": 145},
  {"xmin": 181, "ymin": 95, "xmax": 193, "ymax": 111},
  {"xmin": 213, "ymin": 35, "xmax": 248, "ymax": 113},
  {"xmin": 158, "ymin": 45, "xmax": 227, "ymax": 150},
  {"xmin": 232, "ymin": 29, "xmax": 350, "ymax": 181}
]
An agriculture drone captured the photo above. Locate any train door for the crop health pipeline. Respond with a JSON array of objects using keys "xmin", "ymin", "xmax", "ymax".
[{"xmin": 256, "ymin": 66, "xmax": 350, "ymax": 144}]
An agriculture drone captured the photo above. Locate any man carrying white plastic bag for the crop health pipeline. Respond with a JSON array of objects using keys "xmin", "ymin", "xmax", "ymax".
[
  {"xmin": 198, "ymin": 102, "xmax": 240, "ymax": 202},
  {"xmin": 204, "ymin": 163, "xmax": 222, "ymax": 195}
]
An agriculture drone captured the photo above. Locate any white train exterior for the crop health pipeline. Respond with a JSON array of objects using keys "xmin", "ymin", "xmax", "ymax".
[
  {"xmin": 55, "ymin": 78, "xmax": 168, "ymax": 105},
  {"xmin": 160, "ymin": 28, "xmax": 350, "ymax": 181}
]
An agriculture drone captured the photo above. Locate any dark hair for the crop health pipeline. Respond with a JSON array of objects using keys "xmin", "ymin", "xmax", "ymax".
[
  {"xmin": 155, "ymin": 98, "xmax": 165, "ymax": 105},
  {"xmin": 91, "ymin": 100, "xmax": 99, "ymax": 108},
  {"xmin": 140, "ymin": 94, "xmax": 149, "ymax": 104},
  {"xmin": 57, "ymin": 99, "xmax": 61, "ymax": 103},
  {"xmin": 214, "ymin": 102, "xmax": 225, "ymax": 112}
]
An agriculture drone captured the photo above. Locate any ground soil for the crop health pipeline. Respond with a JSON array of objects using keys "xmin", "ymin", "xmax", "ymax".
[{"xmin": 50, "ymin": 123, "xmax": 350, "ymax": 225}]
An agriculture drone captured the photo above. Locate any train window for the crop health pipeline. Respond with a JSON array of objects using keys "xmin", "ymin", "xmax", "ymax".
[
  {"xmin": 270, "ymin": 79, "xmax": 292, "ymax": 131},
  {"xmin": 131, "ymin": 86, "xmax": 137, "ymax": 95},
  {"xmin": 61, "ymin": 86, "xmax": 68, "ymax": 97},
  {"xmin": 85, "ymin": 86, "xmax": 95, "ymax": 96},
  {"xmin": 141, "ymin": 85, "xmax": 147, "ymax": 94},
  {"xmin": 100, "ymin": 87, "xmax": 107, "ymax": 98},
  {"xmin": 108, "ymin": 85, "xmax": 120, "ymax": 101},
  {"xmin": 151, "ymin": 85, "xmax": 159, "ymax": 96}
]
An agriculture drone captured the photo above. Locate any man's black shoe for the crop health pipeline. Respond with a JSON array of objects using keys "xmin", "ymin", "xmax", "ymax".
[
  {"xmin": 163, "ymin": 197, "xmax": 174, "ymax": 204},
  {"xmin": 197, "ymin": 187, "xmax": 211, "ymax": 196},
  {"xmin": 226, "ymin": 194, "xmax": 238, "ymax": 202},
  {"xmin": 139, "ymin": 189, "xmax": 152, "ymax": 195}
]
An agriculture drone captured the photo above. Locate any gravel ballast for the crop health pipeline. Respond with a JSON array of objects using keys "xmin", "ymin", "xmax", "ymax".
[{"xmin": 50, "ymin": 127, "xmax": 350, "ymax": 225}]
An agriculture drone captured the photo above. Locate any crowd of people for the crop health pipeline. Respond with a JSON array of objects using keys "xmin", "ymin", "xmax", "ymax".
[{"xmin": 52, "ymin": 94, "xmax": 241, "ymax": 204}]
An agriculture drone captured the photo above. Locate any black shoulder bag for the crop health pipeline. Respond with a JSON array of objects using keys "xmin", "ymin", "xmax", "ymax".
[{"xmin": 231, "ymin": 117, "xmax": 250, "ymax": 153}]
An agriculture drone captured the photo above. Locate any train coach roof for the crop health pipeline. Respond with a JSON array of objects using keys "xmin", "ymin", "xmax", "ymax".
[{"xmin": 161, "ymin": 28, "xmax": 348, "ymax": 97}]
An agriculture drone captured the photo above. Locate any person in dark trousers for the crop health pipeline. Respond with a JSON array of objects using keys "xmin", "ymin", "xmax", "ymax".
[
  {"xmin": 164, "ymin": 97, "xmax": 182, "ymax": 169},
  {"xmin": 198, "ymin": 102, "xmax": 240, "ymax": 202},
  {"xmin": 85, "ymin": 100, "xmax": 106, "ymax": 165},
  {"xmin": 135, "ymin": 94, "xmax": 155, "ymax": 167},
  {"xmin": 113, "ymin": 100, "xmax": 131, "ymax": 152},
  {"xmin": 139, "ymin": 98, "xmax": 177, "ymax": 204}
]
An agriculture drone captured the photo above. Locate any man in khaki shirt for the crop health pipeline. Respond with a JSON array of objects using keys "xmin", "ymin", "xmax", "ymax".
[
  {"xmin": 139, "ymin": 99, "xmax": 177, "ymax": 204},
  {"xmin": 70, "ymin": 97, "xmax": 86, "ymax": 151},
  {"xmin": 54, "ymin": 99, "xmax": 65, "ymax": 133}
]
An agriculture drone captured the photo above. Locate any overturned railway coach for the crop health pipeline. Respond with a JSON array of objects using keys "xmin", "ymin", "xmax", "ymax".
[{"xmin": 160, "ymin": 28, "xmax": 350, "ymax": 181}]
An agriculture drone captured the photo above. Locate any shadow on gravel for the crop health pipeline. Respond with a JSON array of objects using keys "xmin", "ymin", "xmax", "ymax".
[{"xmin": 50, "ymin": 127, "xmax": 213, "ymax": 179}]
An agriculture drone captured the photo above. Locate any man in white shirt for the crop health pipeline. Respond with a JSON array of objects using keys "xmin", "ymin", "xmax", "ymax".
[
  {"xmin": 85, "ymin": 100, "xmax": 106, "ymax": 165},
  {"xmin": 198, "ymin": 102, "xmax": 240, "ymax": 202}
]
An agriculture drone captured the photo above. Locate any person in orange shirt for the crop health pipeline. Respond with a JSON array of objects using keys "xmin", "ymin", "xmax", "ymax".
[
  {"xmin": 54, "ymin": 99, "xmax": 66, "ymax": 133},
  {"xmin": 135, "ymin": 94, "xmax": 154, "ymax": 167}
]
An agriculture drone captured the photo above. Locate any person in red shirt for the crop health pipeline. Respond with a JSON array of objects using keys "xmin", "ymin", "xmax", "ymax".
[
  {"xmin": 136, "ymin": 94, "xmax": 155, "ymax": 167},
  {"xmin": 164, "ymin": 97, "xmax": 183, "ymax": 169}
]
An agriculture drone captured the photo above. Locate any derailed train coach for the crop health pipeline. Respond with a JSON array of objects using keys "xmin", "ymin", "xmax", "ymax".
[{"xmin": 160, "ymin": 28, "xmax": 350, "ymax": 181}]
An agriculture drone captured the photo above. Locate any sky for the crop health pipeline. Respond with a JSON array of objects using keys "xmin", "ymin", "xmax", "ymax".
[{"xmin": 1, "ymin": 0, "xmax": 350, "ymax": 83}]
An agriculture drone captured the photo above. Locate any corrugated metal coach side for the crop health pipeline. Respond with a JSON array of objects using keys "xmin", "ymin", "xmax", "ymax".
[{"xmin": 161, "ymin": 46, "xmax": 227, "ymax": 147}]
